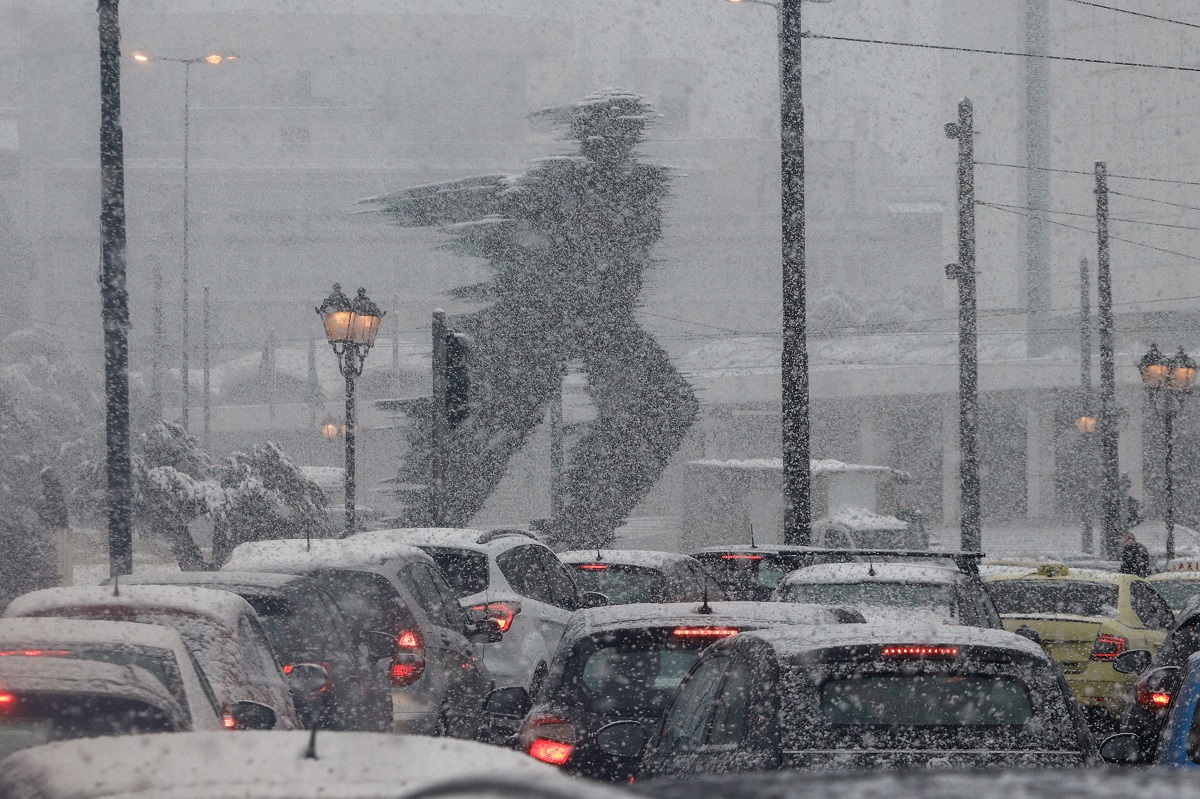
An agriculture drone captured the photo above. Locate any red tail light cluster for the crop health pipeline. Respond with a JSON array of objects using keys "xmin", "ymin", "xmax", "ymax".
[
  {"xmin": 0, "ymin": 650, "xmax": 69, "ymax": 657},
  {"xmin": 1090, "ymin": 634, "xmax": 1127, "ymax": 662},
  {"xmin": 673, "ymin": 627, "xmax": 739, "ymax": 638},
  {"xmin": 0, "ymin": 693, "xmax": 14, "ymax": 707},
  {"xmin": 469, "ymin": 602, "xmax": 521, "ymax": 634},
  {"xmin": 579, "ymin": 564, "xmax": 608, "ymax": 571},
  {"xmin": 882, "ymin": 645, "xmax": 960, "ymax": 658},
  {"xmin": 1136, "ymin": 680, "xmax": 1173, "ymax": 710},
  {"xmin": 524, "ymin": 717, "xmax": 577, "ymax": 766},
  {"xmin": 530, "ymin": 738, "xmax": 574, "ymax": 765},
  {"xmin": 221, "ymin": 713, "xmax": 237, "ymax": 729},
  {"xmin": 390, "ymin": 630, "xmax": 426, "ymax": 687},
  {"xmin": 720, "ymin": 554, "xmax": 763, "ymax": 561}
]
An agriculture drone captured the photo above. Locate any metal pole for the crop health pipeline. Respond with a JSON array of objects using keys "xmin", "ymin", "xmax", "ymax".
[
  {"xmin": 780, "ymin": 0, "xmax": 811, "ymax": 544},
  {"xmin": 946, "ymin": 99, "xmax": 980, "ymax": 552},
  {"xmin": 550, "ymin": 377, "xmax": 564, "ymax": 520},
  {"xmin": 1096, "ymin": 161, "xmax": 1121, "ymax": 559},
  {"xmin": 431, "ymin": 310, "xmax": 448, "ymax": 526},
  {"xmin": 181, "ymin": 61, "xmax": 191, "ymax": 430},
  {"xmin": 1080, "ymin": 257, "xmax": 1093, "ymax": 554},
  {"xmin": 344, "ymin": 373, "xmax": 356, "ymax": 537},
  {"xmin": 1165, "ymin": 406, "xmax": 1175, "ymax": 561},
  {"xmin": 1023, "ymin": 0, "xmax": 1051, "ymax": 355},
  {"xmin": 152, "ymin": 258, "xmax": 163, "ymax": 419},
  {"xmin": 203, "ymin": 286, "xmax": 211, "ymax": 449},
  {"xmin": 98, "ymin": 0, "xmax": 133, "ymax": 577}
]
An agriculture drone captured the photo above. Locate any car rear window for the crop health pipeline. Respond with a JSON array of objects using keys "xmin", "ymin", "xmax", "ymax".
[
  {"xmin": 420, "ymin": 547, "xmax": 489, "ymax": 598},
  {"xmin": 0, "ymin": 695, "xmax": 176, "ymax": 760},
  {"xmin": 779, "ymin": 581, "xmax": 953, "ymax": 612},
  {"xmin": 569, "ymin": 564, "xmax": 667, "ymax": 604},
  {"xmin": 698, "ymin": 555, "xmax": 790, "ymax": 594},
  {"xmin": 1149, "ymin": 581, "xmax": 1200, "ymax": 613},
  {"xmin": 242, "ymin": 593, "xmax": 345, "ymax": 660},
  {"xmin": 987, "ymin": 580, "xmax": 1118, "ymax": 617},
  {"xmin": 820, "ymin": 674, "xmax": 1033, "ymax": 725}
]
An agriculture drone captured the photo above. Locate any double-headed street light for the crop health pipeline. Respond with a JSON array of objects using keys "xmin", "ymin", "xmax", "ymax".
[
  {"xmin": 1138, "ymin": 343, "xmax": 1197, "ymax": 560},
  {"xmin": 317, "ymin": 285, "xmax": 384, "ymax": 537},
  {"xmin": 131, "ymin": 50, "xmax": 234, "ymax": 429}
]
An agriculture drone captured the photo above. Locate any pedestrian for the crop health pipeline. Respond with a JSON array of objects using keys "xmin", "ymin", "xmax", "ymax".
[{"xmin": 1120, "ymin": 531, "xmax": 1151, "ymax": 578}]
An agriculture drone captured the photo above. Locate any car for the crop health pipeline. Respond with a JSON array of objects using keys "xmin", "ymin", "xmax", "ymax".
[
  {"xmin": 0, "ymin": 657, "xmax": 188, "ymax": 760},
  {"xmin": 558, "ymin": 550, "xmax": 721, "ymax": 604},
  {"xmin": 984, "ymin": 564, "xmax": 1175, "ymax": 729},
  {"xmin": 4, "ymin": 585, "xmax": 300, "ymax": 730},
  {"xmin": 502, "ymin": 600, "xmax": 859, "ymax": 780},
  {"xmin": 0, "ymin": 731, "xmax": 633, "ymax": 799},
  {"xmin": 349, "ymin": 527, "xmax": 607, "ymax": 695},
  {"xmin": 222, "ymin": 538, "xmax": 498, "ymax": 737},
  {"xmin": 0, "ymin": 617, "xmax": 223, "ymax": 732},
  {"xmin": 1148, "ymin": 566, "xmax": 1200, "ymax": 615},
  {"xmin": 691, "ymin": 546, "xmax": 984, "ymax": 603},
  {"xmin": 634, "ymin": 624, "xmax": 1098, "ymax": 776},
  {"xmin": 118, "ymin": 570, "xmax": 393, "ymax": 731},
  {"xmin": 1103, "ymin": 649, "xmax": 1200, "ymax": 768},
  {"xmin": 773, "ymin": 561, "xmax": 1002, "ymax": 628}
]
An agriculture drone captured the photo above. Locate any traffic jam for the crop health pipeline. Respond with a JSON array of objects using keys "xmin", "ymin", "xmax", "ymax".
[{"xmin": 3, "ymin": 529, "xmax": 1200, "ymax": 796}]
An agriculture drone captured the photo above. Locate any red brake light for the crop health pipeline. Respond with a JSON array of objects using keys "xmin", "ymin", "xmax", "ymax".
[
  {"xmin": 398, "ymin": 631, "xmax": 420, "ymax": 648},
  {"xmin": 469, "ymin": 602, "xmax": 520, "ymax": 633},
  {"xmin": 0, "ymin": 693, "xmax": 13, "ymax": 706},
  {"xmin": 1137, "ymin": 682, "xmax": 1172, "ymax": 709},
  {"xmin": 222, "ymin": 713, "xmax": 237, "ymax": 729},
  {"xmin": 673, "ymin": 627, "xmax": 739, "ymax": 638},
  {"xmin": 529, "ymin": 738, "xmax": 574, "ymax": 765},
  {"xmin": 1090, "ymin": 634, "xmax": 1127, "ymax": 662},
  {"xmin": 0, "ymin": 650, "xmax": 69, "ymax": 657},
  {"xmin": 882, "ymin": 645, "xmax": 960, "ymax": 658},
  {"xmin": 579, "ymin": 564, "xmax": 608, "ymax": 571},
  {"xmin": 390, "ymin": 630, "xmax": 426, "ymax": 687},
  {"xmin": 721, "ymin": 554, "xmax": 763, "ymax": 561}
]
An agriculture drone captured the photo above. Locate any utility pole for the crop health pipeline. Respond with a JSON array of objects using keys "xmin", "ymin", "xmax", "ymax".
[
  {"xmin": 181, "ymin": 61, "xmax": 192, "ymax": 431},
  {"xmin": 1079, "ymin": 257, "xmax": 1094, "ymax": 553},
  {"xmin": 780, "ymin": 0, "xmax": 811, "ymax": 544},
  {"xmin": 945, "ymin": 98, "xmax": 980, "ymax": 552},
  {"xmin": 152, "ymin": 258, "xmax": 163, "ymax": 419},
  {"xmin": 431, "ymin": 310, "xmax": 448, "ymax": 526},
  {"xmin": 98, "ymin": 0, "xmax": 133, "ymax": 576},
  {"xmin": 1024, "ymin": 0, "xmax": 1052, "ymax": 355},
  {"xmin": 202, "ymin": 286, "xmax": 211, "ymax": 449},
  {"xmin": 550, "ymin": 378, "xmax": 564, "ymax": 520},
  {"xmin": 1095, "ymin": 161, "xmax": 1121, "ymax": 559}
]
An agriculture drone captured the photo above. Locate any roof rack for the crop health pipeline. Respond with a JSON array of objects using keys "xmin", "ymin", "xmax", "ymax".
[{"xmin": 476, "ymin": 528, "xmax": 540, "ymax": 545}]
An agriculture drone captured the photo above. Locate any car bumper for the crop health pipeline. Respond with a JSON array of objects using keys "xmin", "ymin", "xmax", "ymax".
[
  {"xmin": 391, "ymin": 689, "xmax": 439, "ymax": 734},
  {"xmin": 1065, "ymin": 668, "xmax": 1136, "ymax": 716}
]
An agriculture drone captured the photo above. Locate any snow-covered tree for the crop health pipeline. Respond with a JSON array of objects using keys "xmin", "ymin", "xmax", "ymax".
[{"xmin": 366, "ymin": 89, "xmax": 698, "ymax": 547}]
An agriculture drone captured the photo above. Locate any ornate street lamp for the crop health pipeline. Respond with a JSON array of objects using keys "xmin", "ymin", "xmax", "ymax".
[
  {"xmin": 317, "ymin": 284, "xmax": 384, "ymax": 536},
  {"xmin": 1139, "ymin": 343, "xmax": 1197, "ymax": 560}
]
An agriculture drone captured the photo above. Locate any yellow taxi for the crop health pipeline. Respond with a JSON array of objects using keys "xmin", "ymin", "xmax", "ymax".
[{"xmin": 983, "ymin": 564, "xmax": 1175, "ymax": 722}]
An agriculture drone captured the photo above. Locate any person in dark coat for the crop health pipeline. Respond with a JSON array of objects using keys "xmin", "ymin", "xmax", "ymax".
[{"xmin": 1120, "ymin": 532, "xmax": 1151, "ymax": 578}]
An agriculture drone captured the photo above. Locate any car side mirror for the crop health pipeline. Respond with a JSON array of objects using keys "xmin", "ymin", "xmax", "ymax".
[
  {"xmin": 1014, "ymin": 625, "xmax": 1043, "ymax": 645},
  {"xmin": 467, "ymin": 617, "xmax": 504, "ymax": 644},
  {"xmin": 1100, "ymin": 732, "xmax": 1143, "ymax": 765},
  {"xmin": 595, "ymin": 720, "xmax": 650, "ymax": 758},
  {"xmin": 285, "ymin": 662, "xmax": 330, "ymax": 695},
  {"xmin": 365, "ymin": 630, "xmax": 399, "ymax": 661},
  {"xmin": 1113, "ymin": 649, "xmax": 1154, "ymax": 675},
  {"xmin": 484, "ymin": 686, "xmax": 531, "ymax": 720},
  {"xmin": 579, "ymin": 591, "xmax": 610, "ymax": 609},
  {"xmin": 225, "ymin": 700, "xmax": 278, "ymax": 731}
]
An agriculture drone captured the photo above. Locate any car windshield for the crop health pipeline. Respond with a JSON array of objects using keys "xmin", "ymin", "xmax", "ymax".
[
  {"xmin": 778, "ymin": 581, "xmax": 953, "ymax": 611},
  {"xmin": 987, "ymin": 581, "xmax": 1119, "ymax": 617},
  {"xmin": 1149, "ymin": 581, "xmax": 1200, "ymax": 613},
  {"xmin": 419, "ymin": 547, "xmax": 490, "ymax": 598},
  {"xmin": 568, "ymin": 564, "xmax": 667, "ymax": 604}
]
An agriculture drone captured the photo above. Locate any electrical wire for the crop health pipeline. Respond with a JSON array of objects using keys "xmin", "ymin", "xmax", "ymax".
[
  {"xmin": 1110, "ymin": 190, "xmax": 1200, "ymax": 214},
  {"xmin": 977, "ymin": 200, "xmax": 1200, "ymax": 232},
  {"xmin": 976, "ymin": 161, "xmax": 1200, "ymax": 187},
  {"xmin": 801, "ymin": 31, "xmax": 1200, "ymax": 73},
  {"xmin": 1055, "ymin": 0, "xmax": 1200, "ymax": 31}
]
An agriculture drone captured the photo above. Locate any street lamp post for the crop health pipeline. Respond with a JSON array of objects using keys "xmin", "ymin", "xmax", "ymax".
[
  {"xmin": 1138, "ymin": 343, "xmax": 1197, "ymax": 561},
  {"xmin": 317, "ymin": 285, "xmax": 384, "ymax": 538},
  {"xmin": 131, "ymin": 51, "xmax": 231, "ymax": 428}
]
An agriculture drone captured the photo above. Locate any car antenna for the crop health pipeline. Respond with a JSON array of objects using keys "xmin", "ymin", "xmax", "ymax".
[
  {"xmin": 749, "ymin": 523, "xmax": 756, "ymax": 550},
  {"xmin": 698, "ymin": 575, "xmax": 714, "ymax": 615},
  {"xmin": 112, "ymin": 573, "xmax": 119, "ymax": 597},
  {"xmin": 596, "ymin": 546, "xmax": 602, "ymax": 562},
  {"xmin": 868, "ymin": 561, "xmax": 876, "ymax": 577}
]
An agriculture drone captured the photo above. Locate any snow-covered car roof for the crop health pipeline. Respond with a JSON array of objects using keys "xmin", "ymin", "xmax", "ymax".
[
  {"xmin": 0, "ymin": 731, "xmax": 627, "ymax": 799},
  {"xmin": 1150, "ymin": 570, "xmax": 1200, "ymax": 582},
  {"xmin": 558, "ymin": 549, "xmax": 699, "ymax": 570},
  {"xmin": 222, "ymin": 538, "xmax": 427, "ymax": 574},
  {"xmin": 822, "ymin": 507, "xmax": 908, "ymax": 532},
  {"xmin": 350, "ymin": 526, "xmax": 541, "ymax": 551},
  {"xmin": 983, "ymin": 567, "xmax": 1134, "ymax": 585},
  {"xmin": 562, "ymin": 600, "xmax": 844, "ymax": 641},
  {"xmin": 779, "ymin": 562, "xmax": 963, "ymax": 586},
  {"xmin": 0, "ymin": 657, "xmax": 184, "ymax": 721},
  {"xmin": 740, "ymin": 622, "xmax": 1048, "ymax": 661},
  {"xmin": 5, "ymin": 585, "xmax": 257, "ymax": 628},
  {"xmin": 121, "ymin": 571, "xmax": 307, "ymax": 593},
  {"xmin": 0, "ymin": 617, "xmax": 192, "ymax": 651}
]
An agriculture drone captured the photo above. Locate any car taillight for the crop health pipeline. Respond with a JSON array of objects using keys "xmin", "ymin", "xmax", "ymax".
[
  {"xmin": 882, "ymin": 645, "xmax": 960, "ymax": 658},
  {"xmin": 673, "ymin": 627, "xmax": 739, "ymax": 638},
  {"xmin": 579, "ymin": 564, "xmax": 608, "ymax": 571},
  {"xmin": 390, "ymin": 630, "xmax": 426, "ymax": 687},
  {"xmin": 1090, "ymin": 634, "xmax": 1127, "ymax": 661},
  {"xmin": 530, "ymin": 738, "xmax": 574, "ymax": 765},
  {"xmin": 222, "ymin": 713, "xmax": 237, "ymax": 729},
  {"xmin": 1136, "ymin": 679, "xmax": 1173, "ymax": 710},
  {"xmin": 525, "ymin": 717, "xmax": 577, "ymax": 765},
  {"xmin": 720, "ymin": 554, "xmax": 763, "ymax": 561},
  {"xmin": 469, "ymin": 602, "xmax": 521, "ymax": 633},
  {"xmin": 0, "ymin": 693, "xmax": 13, "ymax": 707},
  {"xmin": 0, "ymin": 650, "xmax": 69, "ymax": 657}
]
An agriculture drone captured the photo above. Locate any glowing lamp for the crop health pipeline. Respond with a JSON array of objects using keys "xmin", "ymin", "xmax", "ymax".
[{"xmin": 316, "ymin": 284, "xmax": 353, "ymax": 344}]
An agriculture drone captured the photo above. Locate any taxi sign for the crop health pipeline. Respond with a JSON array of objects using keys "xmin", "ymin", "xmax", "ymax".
[
  {"xmin": 1168, "ymin": 560, "xmax": 1200, "ymax": 573},
  {"xmin": 1036, "ymin": 563, "xmax": 1069, "ymax": 577}
]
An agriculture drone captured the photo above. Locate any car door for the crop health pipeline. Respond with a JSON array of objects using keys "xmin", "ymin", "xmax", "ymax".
[
  {"xmin": 496, "ymin": 545, "xmax": 562, "ymax": 664},
  {"xmin": 645, "ymin": 654, "xmax": 731, "ymax": 776},
  {"xmin": 539, "ymin": 548, "xmax": 582, "ymax": 649}
]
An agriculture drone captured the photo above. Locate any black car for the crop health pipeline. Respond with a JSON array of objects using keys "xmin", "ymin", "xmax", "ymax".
[
  {"xmin": 1117, "ymin": 603, "xmax": 1200, "ymax": 760},
  {"xmin": 120, "ymin": 571, "xmax": 393, "ymax": 731},
  {"xmin": 495, "ymin": 600, "xmax": 854, "ymax": 781},
  {"xmin": 558, "ymin": 550, "xmax": 721, "ymax": 605},
  {"xmin": 634, "ymin": 623, "xmax": 1097, "ymax": 776}
]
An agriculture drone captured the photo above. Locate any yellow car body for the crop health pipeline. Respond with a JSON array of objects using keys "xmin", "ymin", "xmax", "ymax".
[{"xmin": 984, "ymin": 566, "xmax": 1171, "ymax": 720}]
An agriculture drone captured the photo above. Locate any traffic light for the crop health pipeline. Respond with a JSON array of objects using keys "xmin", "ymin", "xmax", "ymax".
[{"xmin": 444, "ymin": 331, "xmax": 471, "ymax": 428}]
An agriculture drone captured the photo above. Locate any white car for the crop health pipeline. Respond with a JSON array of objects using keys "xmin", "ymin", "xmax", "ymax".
[
  {"xmin": 4, "ymin": 585, "xmax": 301, "ymax": 730},
  {"xmin": 773, "ymin": 561, "xmax": 1002, "ymax": 628},
  {"xmin": 351, "ymin": 528, "xmax": 606, "ymax": 694},
  {"xmin": 0, "ymin": 617, "xmax": 223, "ymax": 732}
]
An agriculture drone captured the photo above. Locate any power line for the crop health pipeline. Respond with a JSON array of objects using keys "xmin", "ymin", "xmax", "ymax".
[
  {"xmin": 976, "ymin": 161, "xmax": 1200, "ymax": 187},
  {"xmin": 978, "ymin": 200, "xmax": 1200, "ymax": 232},
  {"xmin": 802, "ymin": 31, "xmax": 1200, "ymax": 73},
  {"xmin": 1055, "ymin": 0, "xmax": 1200, "ymax": 31},
  {"xmin": 1110, "ymin": 190, "xmax": 1200, "ymax": 214}
]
